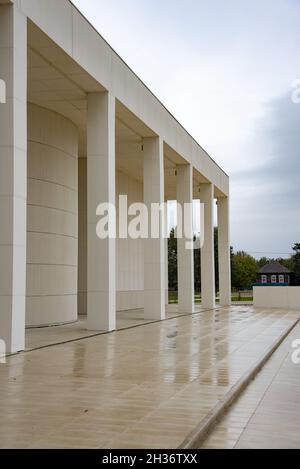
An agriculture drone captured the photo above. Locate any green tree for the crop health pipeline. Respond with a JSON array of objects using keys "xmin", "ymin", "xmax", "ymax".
[
  {"xmin": 280, "ymin": 257, "xmax": 294, "ymax": 271},
  {"xmin": 214, "ymin": 227, "xmax": 219, "ymax": 292},
  {"xmin": 168, "ymin": 228, "xmax": 177, "ymax": 290},
  {"xmin": 257, "ymin": 257, "xmax": 269, "ymax": 268},
  {"xmin": 168, "ymin": 226, "xmax": 223, "ymax": 293},
  {"xmin": 194, "ymin": 226, "xmax": 219, "ymax": 293},
  {"xmin": 194, "ymin": 241, "xmax": 200, "ymax": 292},
  {"xmin": 257, "ymin": 256, "xmax": 294, "ymax": 271},
  {"xmin": 231, "ymin": 251, "xmax": 257, "ymax": 290},
  {"xmin": 292, "ymin": 243, "xmax": 300, "ymax": 284}
]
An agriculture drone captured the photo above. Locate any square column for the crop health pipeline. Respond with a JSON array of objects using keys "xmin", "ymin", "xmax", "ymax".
[
  {"xmin": 218, "ymin": 196, "xmax": 231, "ymax": 306},
  {"xmin": 0, "ymin": 4, "xmax": 27, "ymax": 353},
  {"xmin": 200, "ymin": 183, "xmax": 215, "ymax": 309},
  {"xmin": 176, "ymin": 165, "xmax": 194, "ymax": 314},
  {"xmin": 143, "ymin": 137, "xmax": 165, "ymax": 320},
  {"xmin": 87, "ymin": 92, "xmax": 116, "ymax": 331}
]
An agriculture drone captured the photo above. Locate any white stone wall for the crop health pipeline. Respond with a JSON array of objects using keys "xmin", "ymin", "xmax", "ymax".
[
  {"xmin": 26, "ymin": 104, "xmax": 78, "ymax": 326},
  {"xmin": 116, "ymin": 171, "xmax": 144, "ymax": 311},
  {"xmin": 78, "ymin": 161, "xmax": 144, "ymax": 314}
]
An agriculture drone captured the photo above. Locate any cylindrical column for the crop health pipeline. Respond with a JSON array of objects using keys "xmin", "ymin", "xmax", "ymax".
[
  {"xmin": 200, "ymin": 183, "xmax": 215, "ymax": 309},
  {"xmin": 218, "ymin": 196, "xmax": 231, "ymax": 306},
  {"xmin": 0, "ymin": 4, "xmax": 27, "ymax": 353},
  {"xmin": 87, "ymin": 92, "xmax": 116, "ymax": 331},
  {"xmin": 143, "ymin": 137, "xmax": 165, "ymax": 320},
  {"xmin": 177, "ymin": 165, "xmax": 194, "ymax": 314},
  {"xmin": 26, "ymin": 104, "xmax": 78, "ymax": 327}
]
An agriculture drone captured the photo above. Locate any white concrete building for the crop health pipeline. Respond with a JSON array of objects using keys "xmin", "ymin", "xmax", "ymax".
[{"xmin": 0, "ymin": 0, "xmax": 230, "ymax": 353}]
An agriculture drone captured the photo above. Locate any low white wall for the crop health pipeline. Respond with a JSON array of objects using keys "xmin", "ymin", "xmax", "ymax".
[{"xmin": 254, "ymin": 286, "xmax": 300, "ymax": 310}]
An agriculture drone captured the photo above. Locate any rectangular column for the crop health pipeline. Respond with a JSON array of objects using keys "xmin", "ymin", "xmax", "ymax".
[
  {"xmin": 176, "ymin": 165, "xmax": 194, "ymax": 314},
  {"xmin": 0, "ymin": 4, "xmax": 27, "ymax": 353},
  {"xmin": 218, "ymin": 196, "xmax": 231, "ymax": 306},
  {"xmin": 87, "ymin": 92, "xmax": 116, "ymax": 331},
  {"xmin": 143, "ymin": 137, "xmax": 165, "ymax": 320},
  {"xmin": 200, "ymin": 183, "xmax": 215, "ymax": 309}
]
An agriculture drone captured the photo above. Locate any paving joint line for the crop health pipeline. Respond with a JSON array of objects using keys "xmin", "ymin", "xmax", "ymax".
[{"xmin": 6, "ymin": 306, "xmax": 222, "ymax": 357}]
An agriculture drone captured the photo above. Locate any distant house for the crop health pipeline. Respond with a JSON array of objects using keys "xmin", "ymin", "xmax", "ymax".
[{"xmin": 257, "ymin": 262, "xmax": 292, "ymax": 286}]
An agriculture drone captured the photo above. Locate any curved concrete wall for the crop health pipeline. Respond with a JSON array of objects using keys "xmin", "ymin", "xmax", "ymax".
[{"xmin": 26, "ymin": 104, "xmax": 78, "ymax": 326}]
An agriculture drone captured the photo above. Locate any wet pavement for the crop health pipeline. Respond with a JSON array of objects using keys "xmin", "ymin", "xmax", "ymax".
[
  {"xmin": 201, "ymin": 321, "xmax": 300, "ymax": 449},
  {"xmin": 0, "ymin": 306, "xmax": 299, "ymax": 448}
]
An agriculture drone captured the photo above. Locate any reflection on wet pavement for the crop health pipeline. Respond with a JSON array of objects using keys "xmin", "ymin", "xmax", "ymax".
[
  {"xmin": 201, "ymin": 322, "xmax": 300, "ymax": 449},
  {"xmin": 0, "ymin": 306, "xmax": 299, "ymax": 448},
  {"xmin": 25, "ymin": 305, "xmax": 199, "ymax": 350}
]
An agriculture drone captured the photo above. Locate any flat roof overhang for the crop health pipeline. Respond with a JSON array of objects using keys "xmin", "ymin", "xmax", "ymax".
[{"xmin": 24, "ymin": 0, "xmax": 228, "ymax": 198}]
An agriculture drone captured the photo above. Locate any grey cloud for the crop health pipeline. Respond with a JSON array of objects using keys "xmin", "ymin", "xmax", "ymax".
[
  {"xmin": 230, "ymin": 92, "xmax": 300, "ymax": 254},
  {"xmin": 233, "ymin": 92, "xmax": 300, "ymax": 206}
]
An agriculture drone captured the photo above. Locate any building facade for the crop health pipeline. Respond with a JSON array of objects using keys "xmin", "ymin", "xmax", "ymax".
[
  {"xmin": 0, "ymin": 0, "xmax": 230, "ymax": 353},
  {"xmin": 257, "ymin": 262, "xmax": 291, "ymax": 286}
]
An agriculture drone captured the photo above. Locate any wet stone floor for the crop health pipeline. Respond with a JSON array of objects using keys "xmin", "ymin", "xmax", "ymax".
[
  {"xmin": 200, "ymin": 321, "xmax": 300, "ymax": 449},
  {"xmin": 0, "ymin": 306, "xmax": 299, "ymax": 449}
]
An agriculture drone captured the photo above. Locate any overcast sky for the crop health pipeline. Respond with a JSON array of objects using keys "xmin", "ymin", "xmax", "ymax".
[{"xmin": 73, "ymin": 0, "xmax": 300, "ymax": 258}]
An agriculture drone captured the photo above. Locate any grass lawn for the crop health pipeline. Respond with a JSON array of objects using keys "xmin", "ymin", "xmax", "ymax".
[{"xmin": 168, "ymin": 291, "xmax": 253, "ymax": 304}]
